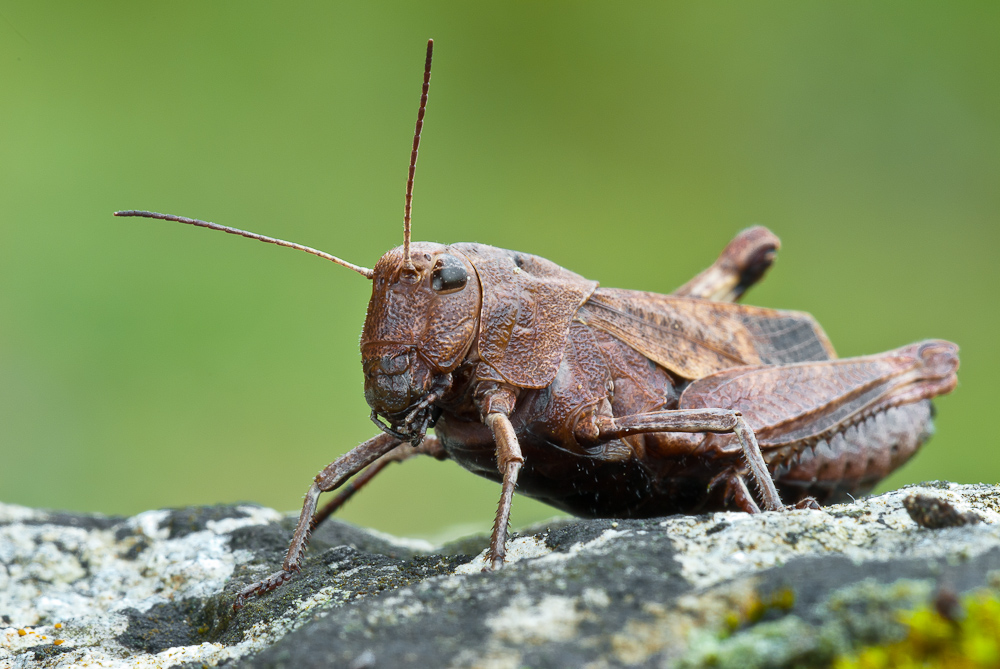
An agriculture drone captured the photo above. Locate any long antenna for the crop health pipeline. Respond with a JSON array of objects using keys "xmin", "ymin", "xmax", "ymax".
[
  {"xmin": 403, "ymin": 38, "xmax": 434, "ymax": 271},
  {"xmin": 114, "ymin": 210, "xmax": 374, "ymax": 279}
]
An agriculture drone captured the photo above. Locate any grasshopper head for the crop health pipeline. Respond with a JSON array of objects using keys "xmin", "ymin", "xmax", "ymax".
[{"xmin": 361, "ymin": 242, "xmax": 480, "ymax": 442}]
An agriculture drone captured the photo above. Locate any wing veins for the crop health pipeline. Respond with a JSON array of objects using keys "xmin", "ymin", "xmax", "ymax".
[{"xmin": 584, "ymin": 298, "xmax": 750, "ymax": 365}]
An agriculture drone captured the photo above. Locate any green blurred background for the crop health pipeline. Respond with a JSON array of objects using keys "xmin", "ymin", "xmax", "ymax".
[{"xmin": 1, "ymin": 2, "xmax": 997, "ymax": 540}]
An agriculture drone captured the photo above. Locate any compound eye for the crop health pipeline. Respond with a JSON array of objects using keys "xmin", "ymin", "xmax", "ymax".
[{"xmin": 430, "ymin": 254, "xmax": 468, "ymax": 293}]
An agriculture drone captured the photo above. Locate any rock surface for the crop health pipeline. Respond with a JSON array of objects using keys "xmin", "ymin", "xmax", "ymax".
[{"xmin": 2, "ymin": 483, "xmax": 1000, "ymax": 668}]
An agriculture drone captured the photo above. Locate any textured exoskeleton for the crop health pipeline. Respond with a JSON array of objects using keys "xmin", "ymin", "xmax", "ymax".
[
  {"xmin": 114, "ymin": 42, "xmax": 958, "ymax": 611},
  {"xmin": 221, "ymin": 225, "xmax": 956, "ymax": 607}
]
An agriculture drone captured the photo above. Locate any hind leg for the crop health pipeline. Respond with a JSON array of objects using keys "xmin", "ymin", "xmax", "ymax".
[
  {"xmin": 593, "ymin": 341, "xmax": 957, "ymax": 512},
  {"xmin": 674, "ymin": 226, "xmax": 781, "ymax": 302}
]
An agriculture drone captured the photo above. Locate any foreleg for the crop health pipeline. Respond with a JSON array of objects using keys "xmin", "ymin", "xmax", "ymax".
[
  {"xmin": 233, "ymin": 433, "xmax": 445, "ymax": 609},
  {"xmin": 311, "ymin": 437, "xmax": 448, "ymax": 531}
]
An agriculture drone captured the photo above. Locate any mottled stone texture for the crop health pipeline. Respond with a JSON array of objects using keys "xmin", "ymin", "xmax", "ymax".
[{"xmin": 2, "ymin": 483, "xmax": 1000, "ymax": 668}]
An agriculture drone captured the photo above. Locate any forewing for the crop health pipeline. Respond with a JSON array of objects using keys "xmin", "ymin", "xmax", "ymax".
[
  {"xmin": 735, "ymin": 304, "xmax": 836, "ymax": 364},
  {"xmin": 576, "ymin": 289, "xmax": 834, "ymax": 380}
]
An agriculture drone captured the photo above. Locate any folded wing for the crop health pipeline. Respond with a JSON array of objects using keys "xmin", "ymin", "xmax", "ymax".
[{"xmin": 576, "ymin": 288, "xmax": 835, "ymax": 380}]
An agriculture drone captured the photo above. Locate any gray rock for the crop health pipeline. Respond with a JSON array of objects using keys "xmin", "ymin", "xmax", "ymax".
[{"xmin": 2, "ymin": 483, "xmax": 999, "ymax": 668}]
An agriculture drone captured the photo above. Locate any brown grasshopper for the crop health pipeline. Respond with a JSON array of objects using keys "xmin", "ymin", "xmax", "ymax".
[{"xmin": 115, "ymin": 40, "xmax": 959, "ymax": 610}]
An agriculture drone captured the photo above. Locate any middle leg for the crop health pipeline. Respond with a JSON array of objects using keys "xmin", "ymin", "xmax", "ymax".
[
  {"xmin": 595, "ymin": 408, "xmax": 786, "ymax": 511},
  {"xmin": 484, "ymin": 412, "xmax": 525, "ymax": 570}
]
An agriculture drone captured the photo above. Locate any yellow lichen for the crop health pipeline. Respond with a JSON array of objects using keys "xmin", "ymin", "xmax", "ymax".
[
  {"xmin": 835, "ymin": 591, "xmax": 1000, "ymax": 669},
  {"xmin": 724, "ymin": 588, "xmax": 797, "ymax": 633},
  {"xmin": 770, "ymin": 587, "xmax": 796, "ymax": 611}
]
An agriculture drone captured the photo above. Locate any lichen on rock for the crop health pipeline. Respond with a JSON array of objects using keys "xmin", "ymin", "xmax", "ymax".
[{"xmin": 2, "ymin": 483, "xmax": 999, "ymax": 668}]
